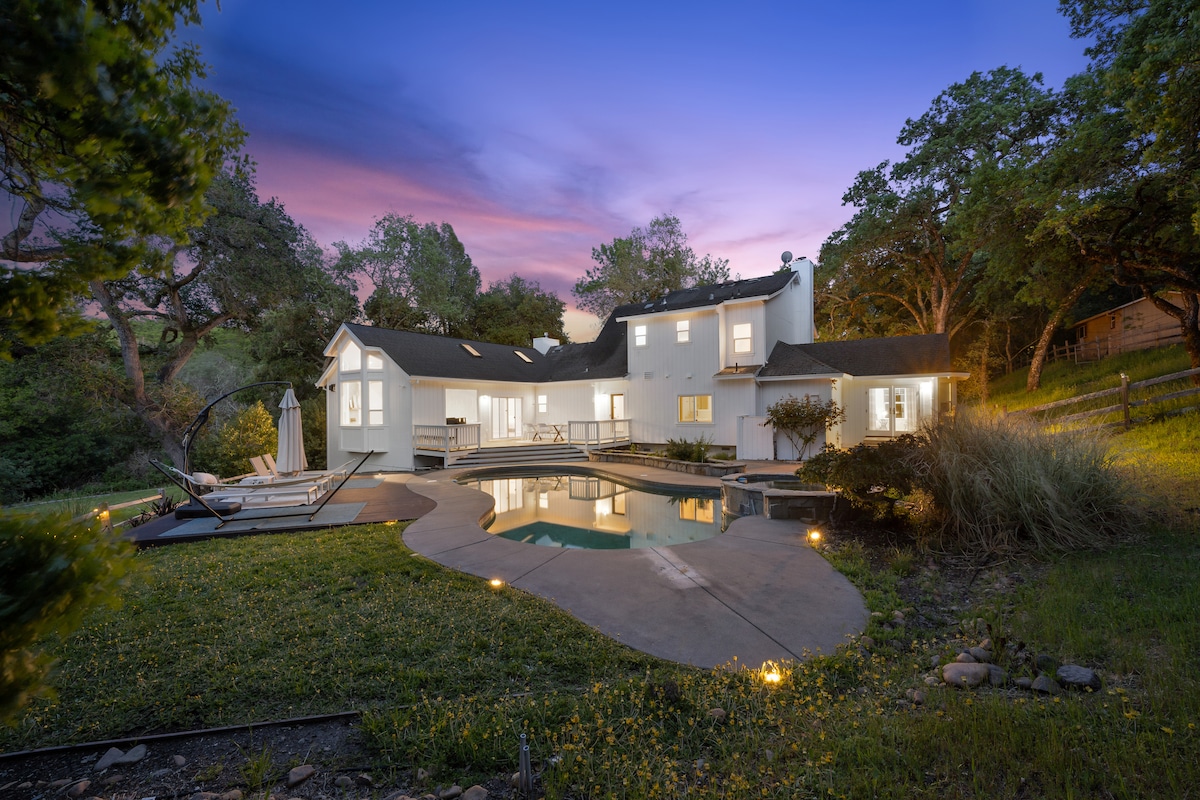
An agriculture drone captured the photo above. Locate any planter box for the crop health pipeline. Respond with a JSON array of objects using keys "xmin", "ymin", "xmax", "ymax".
[{"xmin": 588, "ymin": 449, "xmax": 746, "ymax": 477}]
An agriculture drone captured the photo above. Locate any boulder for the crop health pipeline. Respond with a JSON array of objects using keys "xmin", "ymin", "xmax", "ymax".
[
  {"xmin": 1056, "ymin": 664, "xmax": 1102, "ymax": 692},
  {"xmin": 942, "ymin": 662, "xmax": 991, "ymax": 688}
]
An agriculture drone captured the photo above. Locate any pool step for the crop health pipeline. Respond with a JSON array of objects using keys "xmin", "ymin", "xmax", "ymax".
[{"xmin": 449, "ymin": 443, "xmax": 589, "ymax": 468}]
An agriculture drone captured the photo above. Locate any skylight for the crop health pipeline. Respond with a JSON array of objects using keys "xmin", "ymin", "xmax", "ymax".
[
  {"xmin": 461, "ymin": 343, "xmax": 482, "ymax": 357},
  {"xmin": 515, "ymin": 350, "xmax": 533, "ymax": 363}
]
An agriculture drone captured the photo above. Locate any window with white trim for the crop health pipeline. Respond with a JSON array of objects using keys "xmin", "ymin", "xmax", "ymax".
[
  {"xmin": 340, "ymin": 341, "xmax": 361, "ymax": 370},
  {"xmin": 368, "ymin": 380, "xmax": 383, "ymax": 425},
  {"xmin": 676, "ymin": 320, "xmax": 690, "ymax": 343},
  {"xmin": 366, "ymin": 351, "xmax": 384, "ymax": 369},
  {"xmin": 537, "ymin": 394, "xmax": 548, "ymax": 413},
  {"xmin": 733, "ymin": 323, "xmax": 752, "ymax": 354},
  {"xmin": 634, "ymin": 324, "xmax": 647, "ymax": 347},
  {"xmin": 678, "ymin": 394, "xmax": 713, "ymax": 423},
  {"xmin": 341, "ymin": 380, "xmax": 362, "ymax": 426}
]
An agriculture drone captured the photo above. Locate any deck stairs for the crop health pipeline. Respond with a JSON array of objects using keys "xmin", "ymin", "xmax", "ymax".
[{"xmin": 449, "ymin": 443, "xmax": 588, "ymax": 468}]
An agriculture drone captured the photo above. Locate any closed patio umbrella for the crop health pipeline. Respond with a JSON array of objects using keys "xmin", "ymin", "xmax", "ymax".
[{"xmin": 276, "ymin": 388, "xmax": 308, "ymax": 476}]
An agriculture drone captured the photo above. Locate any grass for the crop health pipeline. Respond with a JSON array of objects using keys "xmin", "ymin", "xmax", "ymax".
[
  {"xmin": 4, "ymin": 347, "xmax": 1199, "ymax": 795},
  {"xmin": 7, "ymin": 486, "xmax": 187, "ymax": 527}
]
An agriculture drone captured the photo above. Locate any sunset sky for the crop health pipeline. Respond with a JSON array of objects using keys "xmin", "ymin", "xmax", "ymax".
[{"xmin": 191, "ymin": 0, "xmax": 1091, "ymax": 340}]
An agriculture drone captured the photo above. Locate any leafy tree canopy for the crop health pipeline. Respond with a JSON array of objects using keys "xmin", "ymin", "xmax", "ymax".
[
  {"xmin": 337, "ymin": 214, "xmax": 480, "ymax": 338},
  {"xmin": 469, "ymin": 274, "xmax": 567, "ymax": 346},
  {"xmin": 572, "ymin": 214, "xmax": 730, "ymax": 321},
  {"xmin": 1, "ymin": 0, "xmax": 244, "ymax": 354}
]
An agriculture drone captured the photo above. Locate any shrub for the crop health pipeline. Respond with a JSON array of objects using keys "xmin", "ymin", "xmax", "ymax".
[
  {"xmin": 1, "ymin": 510, "xmax": 136, "ymax": 722},
  {"xmin": 190, "ymin": 401, "xmax": 277, "ymax": 478},
  {"xmin": 797, "ymin": 437, "xmax": 922, "ymax": 518},
  {"xmin": 765, "ymin": 395, "xmax": 846, "ymax": 460},
  {"xmin": 912, "ymin": 411, "xmax": 1143, "ymax": 556},
  {"xmin": 664, "ymin": 435, "xmax": 711, "ymax": 462}
]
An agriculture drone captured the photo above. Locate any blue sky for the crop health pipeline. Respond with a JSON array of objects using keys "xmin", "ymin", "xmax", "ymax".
[{"xmin": 191, "ymin": 0, "xmax": 1090, "ymax": 339}]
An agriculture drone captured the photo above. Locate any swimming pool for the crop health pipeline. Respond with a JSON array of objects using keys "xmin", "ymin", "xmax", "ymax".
[{"xmin": 457, "ymin": 472, "xmax": 722, "ymax": 549}]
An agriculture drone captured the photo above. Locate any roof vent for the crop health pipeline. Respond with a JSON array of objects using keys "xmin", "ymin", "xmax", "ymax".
[{"xmin": 643, "ymin": 371, "xmax": 654, "ymax": 380}]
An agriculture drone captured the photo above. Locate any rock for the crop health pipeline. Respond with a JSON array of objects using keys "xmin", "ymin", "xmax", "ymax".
[
  {"xmin": 979, "ymin": 638, "xmax": 992, "ymax": 650},
  {"xmin": 859, "ymin": 635, "xmax": 875, "ymax": 650},
  {"xmin": 221, "ymin": 791, "xmax": 244, "ymax": 800},
  {"xmin": 912, "ymin": 690, "xmax": 926, "ymax": 706},
  {"xmin": 174, "ymin": 754, "xmax": 188, "ymax": 768},
  {"xmin": 924, "ymin": 676, "xmax": 940, "ymax": 686},
  {"xmin": 189, "ymin": 793, "xmax": 220, "ymax": 800},
  {"xmin": 462, "ymin": 786, "xmax": 488, "ymax": 800},
  {"xmin": 381, "ymin": 792, "xmax": 415, "ymax": 800},
  {"xmin": 335, "ymin": 776, "xmax": 355, "ymax": 789},
  {"xmin": 17, "ymin": 783, "xmax": 33, "ymax": 790},
  {"xmin": 95, "ymin": 747, "xmax": 124, "ymax": 771},
  {"xmin": 1035, "ymin": 653, "xmax": 1060, "ymax": 674},
  {"xmin": 954, "ymin": 651, "xmax": 977, "ymax": 663},
  {"xmin": 930, "ymin": 654, "xmax": 941, "ymax": 667},
  {"xmin": 48, "ymin": 778, "xmax": 75, "ymax": 789},
  {"xmin": 870, "ymin": 611, "xmax": 884, "ymax": 619},
  {"xmin": 763, "ymin": 748, "xmax": 775, "ymax": 762},
  {"xmin": 1015, "ymin": 677, "xmax": 1033, "ymax": 690},
  {"xmin": 968, "ymin": 646, "xmax": 993, "ymax": 663},
  {"xmin": 509, "ymin": 772, "xmax": 521, "ymax": 787},
  {"xmin": 101, "ymin": 774, "xmax": 125, "ymax": 786},
  {"xmin": 356, "ymin": 773, "xmax": 375, "ymax": 787},
  {"xmin": 286, "ymin": 765, "xmax": 315, "ymax": 788},
  {"xmin": 1031, "ymin": 674, "xmax": 1061, "ymax": 695},
  {"xmin": 942, "ymin": 662, "xmax": 991, "ymax": 688},
  {"xmin": 707, "ymin": 707, "xmax": 726, "ymax": 722},
  {"xmin": 1057, "ymin": 664, "xmax": 1103, "ymax": 692},
  {"xmin": 987, "ymin": 665, "xmax": 1008, "ymax": 686},
  {"xmin": 66, "ymin": 780, "xmax": 91, "ymax": 798},
  {"xmin": 114, "ymin": 744, "xmax": 148, "ymax": 765},
  {"xmin": 417, "ymin": 768, "xmax": 432, "ymax": 782},
  {"xmin": 151, "ymin": 768, "xmax": 172, "ymax": 778},
  {"xmin": 892, "ymin": 609, "xmax": 905, "ymax": 622},
  {"xmin": 439, "ymin": 785, "xmax": 463, "ymax": 799}
]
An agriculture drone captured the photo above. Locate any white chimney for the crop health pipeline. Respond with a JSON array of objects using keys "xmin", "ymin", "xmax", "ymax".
[{"xmin": 532, "ymin": 333, "xmax": 560, "ymax": 354}]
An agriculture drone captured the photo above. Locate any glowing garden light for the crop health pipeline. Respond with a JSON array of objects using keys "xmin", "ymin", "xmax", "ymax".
[
  {"xmin": 807, "ymin": 528, "xmax": 822, "ymax": 544},
  {"xmin": 489, "ymin": 578, "xmax": 505, "ymax": 589}
]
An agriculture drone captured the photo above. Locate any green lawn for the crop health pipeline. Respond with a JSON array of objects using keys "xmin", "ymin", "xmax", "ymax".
[{"xmin": 5, "ymin": 348, "xmax": 1199, "ymax": 796}]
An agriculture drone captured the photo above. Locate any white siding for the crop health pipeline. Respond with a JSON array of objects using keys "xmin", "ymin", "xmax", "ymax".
[
  {"xmin": 763, "ymin": 263, "xmax": 814, "ymax": 347},
  {"xmin": 719, "ymin": 302, "xmax": 767, "ymax": 368},
  {"xmin": 626, "ymin": 310, "xmax": 724, "ymax": 445},
  {"xmin": 759, "ymin": 379, "xmax": 836, "ymax": 461},
  {"xmin": 325, "ymin": 339, "xmax": 413, "ymax": 472}
]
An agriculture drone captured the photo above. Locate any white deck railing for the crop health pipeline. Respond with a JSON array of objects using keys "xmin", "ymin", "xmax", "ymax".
[
  {"xmin": 567, "ymin": 419, "xmax": 631, "ymax": 449},
  {"xmin": 413, "ymin": 424, "xmax": 482, "ymax": 457}
]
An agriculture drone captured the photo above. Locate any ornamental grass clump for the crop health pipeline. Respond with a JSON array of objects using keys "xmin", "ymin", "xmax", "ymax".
[{"xmin": 912, "ymin": 411, "xmax": 1143, "ymax": 556}]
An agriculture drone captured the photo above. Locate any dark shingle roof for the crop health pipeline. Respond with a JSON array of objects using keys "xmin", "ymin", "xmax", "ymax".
[
  {"xmin": 759, "ymin": 334, "xmax": 954, "ymax": 378},
  {"xmin": 342, "ymin": 320, "xmax": 628, "ymax": 383},
  {"xmin": 612, "ymin": 270, "xmax": 797, "ymax": 320}
]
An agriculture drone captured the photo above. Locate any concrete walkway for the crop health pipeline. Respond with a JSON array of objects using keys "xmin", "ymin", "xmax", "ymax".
[{"xmin": 403, "ymin": 462, "xmax": 868, "ymax": 670}]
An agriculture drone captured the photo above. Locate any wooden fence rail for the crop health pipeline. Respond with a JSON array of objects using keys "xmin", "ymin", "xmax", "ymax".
[{"xmin": 1008, "ymin": 367, "xmax": 1200, "ymax": 429}]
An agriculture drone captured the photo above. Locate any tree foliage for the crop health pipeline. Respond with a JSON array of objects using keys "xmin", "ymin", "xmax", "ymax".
[
  {"xmin": 572, "ymin": 214, "xmax": 730, "ymax": 320},
  {"xmin": 337, "ymin": 214, "xmax": 480, "ymax": 337},
  {"xmin": 819, "ymin": 68, "xmax": 1058, "ymax": 343},
  {"xmin": 764, "ymin": 395, "xmax": 847, "ymax": 461},
  {"xmin": 468, "ymin": 274, "xmax": 567, "ymax": 346},
  {"xmin": 90, "ymin": 170, "xmax": 318, "ymax": 465},
  {"xmin": 1, "ymin": 510, "xmax": 135, "ymax": 722},
  {"xmin": 190, "ymin": 400, "xmax": 277, "ymax": 479},
  {"xmin": 1, "ymin": 0, "xmax": 244, "ymax": 354}
]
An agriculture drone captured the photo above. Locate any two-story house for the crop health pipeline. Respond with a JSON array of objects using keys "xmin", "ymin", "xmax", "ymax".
[{"xmin": 317, "ymin": 259, "xmax": 965, "ymax": 471}]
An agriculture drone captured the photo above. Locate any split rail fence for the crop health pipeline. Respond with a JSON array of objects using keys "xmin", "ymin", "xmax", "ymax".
[{"xmin": 1007, "ymin": 367, "xmax": 1200, "ymax": 429}]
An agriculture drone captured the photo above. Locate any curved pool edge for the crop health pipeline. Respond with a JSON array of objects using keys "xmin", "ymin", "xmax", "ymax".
[{"xmin": 399, "ymin": 461, "xmax": 869, "ymax": 669}]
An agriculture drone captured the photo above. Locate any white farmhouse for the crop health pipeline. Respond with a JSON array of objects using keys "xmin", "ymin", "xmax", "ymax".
[{"xmin": 317, "ymin": 258, "xmax": 966, "ymax": 471}]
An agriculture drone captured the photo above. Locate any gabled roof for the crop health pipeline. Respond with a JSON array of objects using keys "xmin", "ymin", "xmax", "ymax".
[
  {"xmin": 613, "ymin": 270, "xmax": 797, "ymax": 320},
  {"xmin": 338, "ymin": 320, "xmax": 628, "ymax": 384},
  {"xmin": 759, "ymin": 334, "xmax": 957, "ymax": 379}
]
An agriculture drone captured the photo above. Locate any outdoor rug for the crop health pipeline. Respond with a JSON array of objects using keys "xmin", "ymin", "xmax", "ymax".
[{"xmin": 159, "ymin": 501, "xmax": 368, "ymax": 537}]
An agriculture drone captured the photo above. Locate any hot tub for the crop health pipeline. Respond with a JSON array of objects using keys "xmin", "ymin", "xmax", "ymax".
[{"xmin": 720, "ymin": 473, "xmax": 838, "ymax": 524}]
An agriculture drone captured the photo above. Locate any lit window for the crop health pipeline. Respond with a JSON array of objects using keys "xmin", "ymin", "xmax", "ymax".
[
  {"xmin": 341, "ymin": 380, "xmax": 361, "ymax": 426},
  {"xmin": 366, "ymin": 352, "xmax": 384, "ymax": 369},
  {"xmin": 368, "ymin": 380, "xmax": 383, "ymax": 425},
  {"xmin": 678, "ymin": 395, "xmax": 713, "ymax": 423},
  {"xmin": 733, "ymin": 323, "xmax": 752, "ymax": 354},
  {"xmin": 340, "ymin": 341, "xmax": 361, "ymax": 371},
  {"xmin": 634, "ymin": 324, "xmax": 647, "ymax": 347},
  {"xmin": 678, "ymin": 497, "xmax": 714, "ymax": 523},
  {"xmin": 515, "ymin": 350, "xmax": 533, "ymax": 363},
  {"xmin": 461, "ymin": 343, "xmax": 482, "ymax": 357},
  {"xmin": 538, "ymin": 395, "xmax": 548, "ymax": 413},
  {"xmin": 677, "ymin": 320, "xmax": 690, "ymax": 343}
]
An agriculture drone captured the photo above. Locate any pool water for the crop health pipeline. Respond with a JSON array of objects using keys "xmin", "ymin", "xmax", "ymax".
[{"xmin": 457, "ymin": 473, "xmax": 722, "ymax": 549}]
